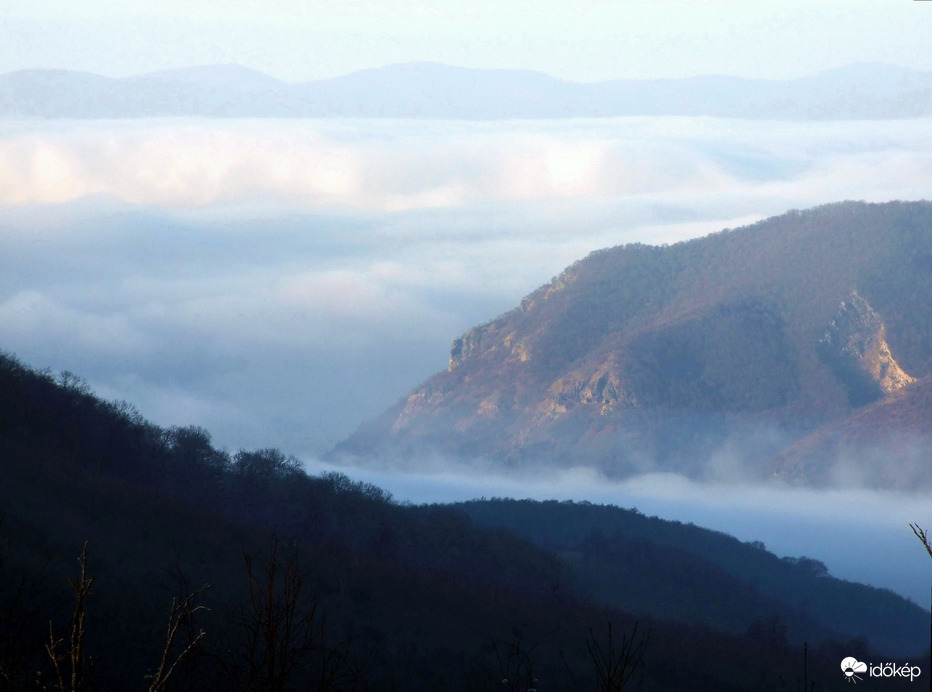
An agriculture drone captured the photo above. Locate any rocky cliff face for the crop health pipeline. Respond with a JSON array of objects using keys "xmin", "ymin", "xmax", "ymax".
[
  {"xmin": 817, "ymin": 291, "xmax": 915, "ymax": 405},
  {"xmin": 332, "ymin": 201, "xmax": 932, "ymax": 487}
]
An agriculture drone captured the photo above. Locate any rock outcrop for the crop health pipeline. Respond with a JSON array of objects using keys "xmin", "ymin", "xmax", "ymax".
[
  {"xmin": 332, "ymin": 201, "xmax": 932, "ymax": 487},
  {"xmin": 817, "ymin": 291, "xmax": 915, "ymax": 405}
]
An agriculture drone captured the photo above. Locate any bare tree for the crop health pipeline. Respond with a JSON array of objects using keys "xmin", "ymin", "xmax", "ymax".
[
  {"xmin": 493, "ymin": 633, "xmax": 538, "ymax": 692},
  {"xmin": 241, "ymin": 538, "xmax": 315, "ymax": 690},
  {"xmin": 237, "ymin": 537, "xmax": 364, "ymax": 691},
  {"xmin": 564, "ymin": 621, "xmax": 649, "ymax": 692},
  {"xmin": 588, "ymin": 622, "xmax": 649, "ymax": 692},
  {"xmin": 46, "ymin": 543, "xmax": 94, "ymax": 692},
  {"xmin": 147, "ymin": 582, "xmax": 212, "ymax": 692},
  {"xmin": 467, "ymin": 631, "xmax": 540, "ymax": 692},
  {"xmin": 909, "ymin": 521, "xmax": 932, "ymax": 668}
]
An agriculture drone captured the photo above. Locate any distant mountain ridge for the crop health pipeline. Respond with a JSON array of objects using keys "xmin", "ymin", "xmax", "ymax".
[
  {"xmin": 333, "ymin": 200, "xmax": 932, "ymax": 488},
  {"xmin": 3, "ymin": 61, "xmax": 932, "ymax": 119}
]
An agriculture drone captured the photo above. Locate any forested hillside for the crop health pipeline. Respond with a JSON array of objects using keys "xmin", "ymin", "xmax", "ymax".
[
  {"xmin": 0, "ymin": 351, "xmax": 928, "ymax": 690},
  {"xmin": 335, "ymin": 201, "xmax": 932, "ymax": 487}
]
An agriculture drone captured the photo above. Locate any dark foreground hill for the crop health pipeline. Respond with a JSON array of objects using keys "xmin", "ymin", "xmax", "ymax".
[
  {"xmin": 334, "ymin": 200, "xmax": 932, "ymax": 488},
  {"xmin": 0, "ymin": 351, "xmax": 927, "ymax": 690}
]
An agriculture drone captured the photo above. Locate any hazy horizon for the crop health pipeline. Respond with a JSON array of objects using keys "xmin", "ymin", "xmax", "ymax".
[
  {"xmin": 4, "ymin": 57, "xmax": 930, "ymax": 82},
  {"xmin": 4, "ymin": 1, "xmax": 932, "ymax": 83}
]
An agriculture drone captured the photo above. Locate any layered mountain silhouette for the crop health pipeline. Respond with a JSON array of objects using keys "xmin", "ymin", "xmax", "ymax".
[
  {"xmin": 1, "ymin": 346, "xmax": 926, "ymax": 690},
  {"xmin": 3, "ymin": 62, "xmax": 932, "ymax": 119},
  {"xmin": 334, "ymin": 200, "xmax": 932, "ymax": 487}
]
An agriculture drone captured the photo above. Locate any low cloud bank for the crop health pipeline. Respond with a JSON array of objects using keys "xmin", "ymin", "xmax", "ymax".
[
  {"xmin": 2, "ymin": 118, "xmax": 931, "ymax": 212},
  {"xmin": 306, "ymin": 458, "xmax": 932, "ymax": 608},
  {"xmin": 1, "ymin": 117, "xmax": 932, "ymax": 455}
]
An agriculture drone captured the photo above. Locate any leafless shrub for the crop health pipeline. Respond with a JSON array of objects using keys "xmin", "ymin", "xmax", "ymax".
[
  {"xmin": 46, "ymin": 543, "xmax": 94, "ymax": 692},
  {"xmin": 564, "ymin": 621, "xmax": 649, "ymax": 692}
]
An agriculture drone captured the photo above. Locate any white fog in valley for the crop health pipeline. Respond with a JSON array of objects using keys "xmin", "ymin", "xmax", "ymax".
[
  {"xmin": 307, "ymin": 460, "xmax": 932, "ymax": 610},
  {"xmin": 2, "ymin": 115, "xmax": 932, "ymax": 608},
  {"xmin": 2, "ymin": 117, "xmax": 932, "ymax": 455}
]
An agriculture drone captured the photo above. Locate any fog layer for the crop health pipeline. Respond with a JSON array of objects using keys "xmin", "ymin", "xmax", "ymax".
[
  {"xmin": 1, "ymin": 117, "xmax": 931, "ymax": 455},
  {"xmin": 305, "ymin": 459, "xmax": 932, "ymax": 609}
]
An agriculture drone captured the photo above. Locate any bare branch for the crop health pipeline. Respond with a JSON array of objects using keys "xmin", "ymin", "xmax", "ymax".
[
  {"xmin": 586, "ymin": 621, "xmax": 649, "ymax": 692},
  {"xmin": 147, "ymin": 583, "xmax": 212, "ymax": 692},
  {"xmin": 46, "ymin": 542, "xmax": 94, "ymax": 692},
  {"xmin": 909, "ymin": 523, "xmax": 932, "ymax": 560}
]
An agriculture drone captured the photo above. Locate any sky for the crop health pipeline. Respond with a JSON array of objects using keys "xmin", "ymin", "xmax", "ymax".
[{"xmin": 3, "ymin": 0, "xmax": 932, "ymax": 82}]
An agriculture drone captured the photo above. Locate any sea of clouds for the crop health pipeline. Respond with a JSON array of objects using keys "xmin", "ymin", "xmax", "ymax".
[
  {"xmin": 2, "ymin": 116, "xmax": 931, "ymax": 454},
  {"xmin": 2, "ymin": 115, "xmax": 932, "ymax": 607}
]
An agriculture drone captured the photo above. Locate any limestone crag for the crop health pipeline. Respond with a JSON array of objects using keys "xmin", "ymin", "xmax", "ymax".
[
  {"xmin": 332, "ymin": 201, "xmax": 932, "ymax": 486},
  {"xmin": 449, "ymin": 325, "xmax": 488, "ymax": 371},
  {"xmin": 817, "ymin": 291, "xmax": 915, "ymax": 406}
]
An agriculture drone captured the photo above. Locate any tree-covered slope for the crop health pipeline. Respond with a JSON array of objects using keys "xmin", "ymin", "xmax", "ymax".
[
  {"xmin": 455, "ymin": 498, "xmax": 928, "ymax": 657},
  {"xmin": 0, "ymin": 350, "xmax": 928, "ymax": 690},
  {"xmin": 335, "ymin": 201, "xmax": 932, "ymax": 485},
  {"xmin": 769, "ymin": 373, "xmax": 932, "ymax": 487}
]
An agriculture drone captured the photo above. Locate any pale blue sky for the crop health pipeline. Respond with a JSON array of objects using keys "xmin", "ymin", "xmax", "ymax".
[{"xmin": 3, "ymin": 0, "xmax": 931, "ymax": 82}]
